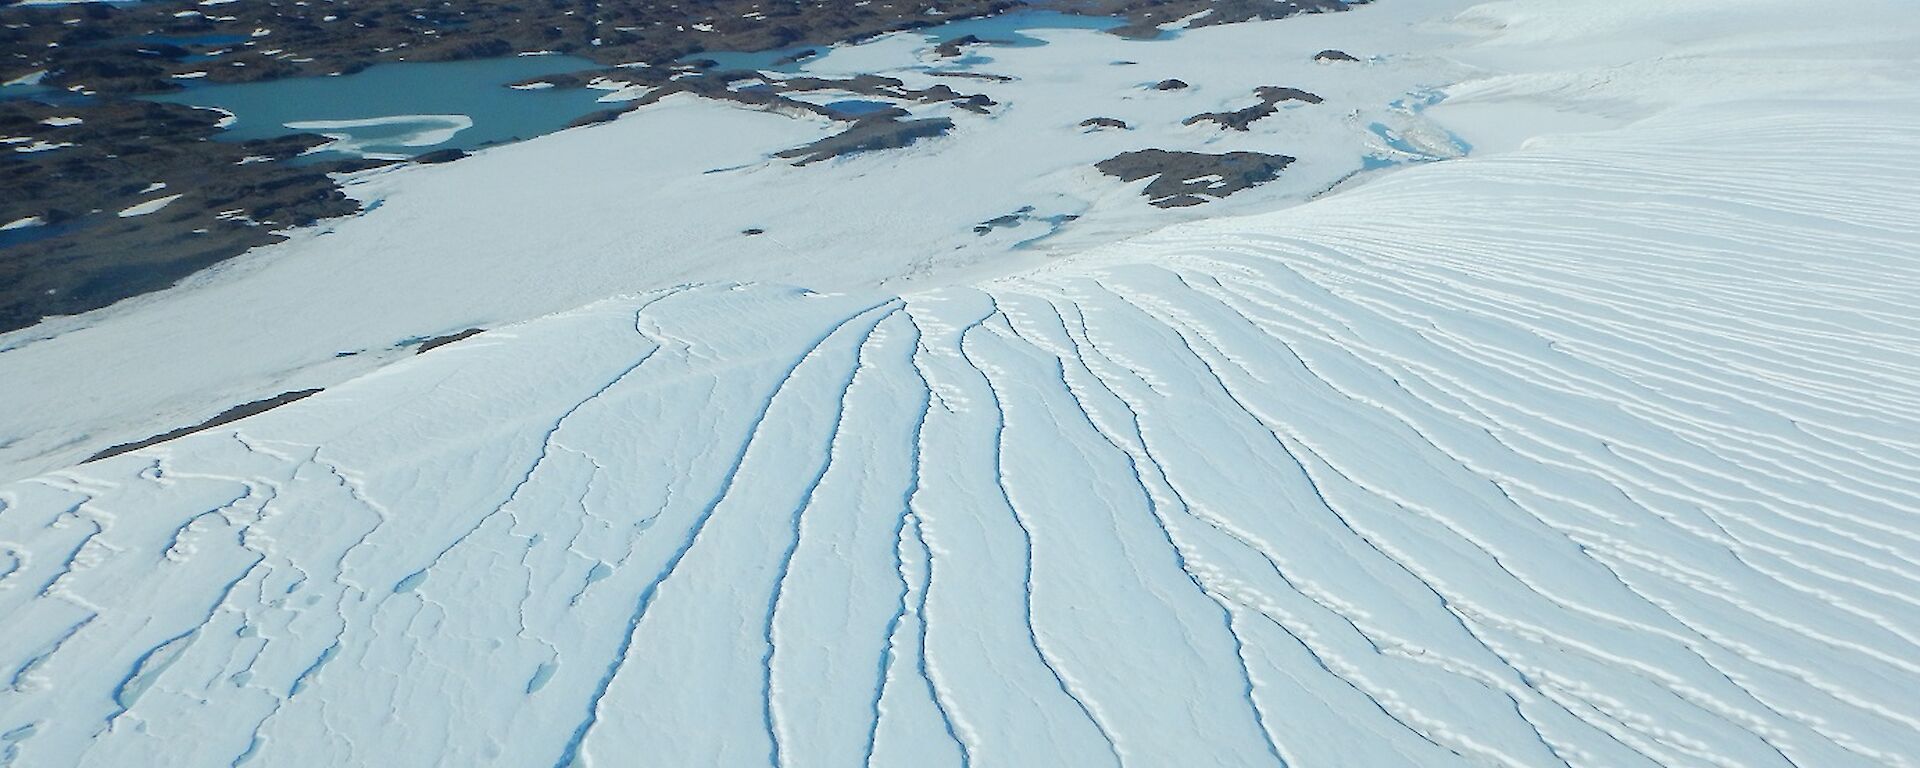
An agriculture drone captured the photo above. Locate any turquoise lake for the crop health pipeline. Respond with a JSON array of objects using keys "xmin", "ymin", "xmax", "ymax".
[{"xmin": 144, "ymin": 55, "xmax": 607, "ymax": 159}]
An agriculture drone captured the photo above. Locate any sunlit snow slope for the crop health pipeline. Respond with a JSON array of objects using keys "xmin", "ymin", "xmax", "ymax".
[
  {"xmin": 5, "ymin": 96, "xmax": 1918, "ymax": 766},
  {"xmin": 7, "ymin": 8, "xmax": 1920, "ymax": 768}
]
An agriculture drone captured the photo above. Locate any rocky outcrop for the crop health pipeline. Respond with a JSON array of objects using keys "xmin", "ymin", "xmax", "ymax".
[
  {"xmin": 1092, "ymin": 0, "xmax": 1369, "ymax": 39},
  {"xmin": 776, "ymin": 116, "xmax": 955, "ymax": 165},
  {"xmin": 567, "ymin": 108, "xmax": 628, "ymax": 128},
  {"xmin": 628, "ymin": 71, "xmax": 993, "ymax": 122},
  {"xmin": 412, "ymin": 148, "xmax": 469, "ymax": 164},
  {"xmin": 935, "ymin": 34, "xmax": 989, "ymax": 58},
  {"xmin": 84, "ymin": 389, "xmax": 324, "ymax": 462},
  {"xmin": 1095, "ymin": 149, "xmax": 1295, "ymax": 207},
  {"xmin": 415, "ymin": 328, "xmax": 486, "ymax": 353},
  {"xmin": 0, "ymin": 99, "xmax": 364, "ymax": 333},
  {"xmin": 1182, "ymin": 85, "xmax": 1323, "ymax": 131}
]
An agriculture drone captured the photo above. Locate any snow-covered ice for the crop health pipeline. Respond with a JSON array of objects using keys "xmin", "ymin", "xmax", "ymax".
[
  {"xmin": 114, "ymin": 194, "xmax": 185, "ymax": 219},
  {"xmin": 282, "ymin": 115, "xmax": 476, "ymax": 158},
  {"xmin": 2, "ymin": 0, "xmax": 1919, "ymax": 765},
  {"xmin": 0, "ymin": 0, "xmax": 1483, "ymax": 482}
]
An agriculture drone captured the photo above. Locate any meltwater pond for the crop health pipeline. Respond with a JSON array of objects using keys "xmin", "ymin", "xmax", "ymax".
[
  {"xmin": 145, "ymin": 55, "xmax": 607, "ymax": 160},
  {"xmin": 0, "ymin": 71, "xmax": 91, "ymax": 106}
]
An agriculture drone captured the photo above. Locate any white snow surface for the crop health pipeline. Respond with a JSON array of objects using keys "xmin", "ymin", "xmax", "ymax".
[
  {"xmin": 114, "ymin": 194, "xmax": 185, "ymax": 219},
  {"xmin": 0, "ymin": 0, "xmax": 1482, "ymax": 482},
  {"xmin": 4, "ymin": 1, "xmax": 1920, "ymax": 766},
  {"xmin": 283, "ymin": 114, "xmax": 476, "ymax": 157}
]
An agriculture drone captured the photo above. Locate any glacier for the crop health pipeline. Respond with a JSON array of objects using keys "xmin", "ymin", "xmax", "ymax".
[{"xmin": 4, "ymin": 0, "xmax": 1920, "ymax": 765}]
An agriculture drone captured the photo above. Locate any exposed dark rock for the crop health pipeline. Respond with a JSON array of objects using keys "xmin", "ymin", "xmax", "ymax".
[
  {"xmin": 415, "ymin": 328, "xmax": 485, "ymax": 353},
  {"xmin": 0, "ymin": 100, "xmax": 363, "ymax": 333},
  {"xmin": 742, "ymin": 228, "xmax": 766, "ymax": 236},
  {"xmin": 1080, "ymin": 117, "xmax": 1129, "ymax": 130},
  {"xmin": 1184, "ymin": 105, "xmax": 1270, "ymax": 131},
  {"xmin": 927, "ymin": 71, "xmax": 1015, "ymax": 82},
  {"xmin": 515, "ymin": 72, "xmax": 595, "ymax": 90},
  {"xmin": 1152, "ymin": 78, "xmax": 1190, "ymax": 90},
  {"xmin": 1256, "ymin": 85, "xmax": 1324, "ymax": 104},
  {"xmin": 1107, "ymin": 22, "xmax": 1166, "ymax": 40},
  {"xmin": 1315, "ymin": 48, "xmax": 1361, "ymax": 62},
  {"xmin": 566, "ymin": 108, "xmax": 630, "ymax": 128},
  {"xmin": 934, "ymin": 34, "xmax": 988, "ymax": 58},
  {"xmin": 829, "ymin": 103, "xmax": 912, "ymax": 120},
  {"xmin": 412, "ymin": 148, "xmax": 469, "ymax": 164},
  {"xmin": 1182, "ymin": 85, "xmax": 1322, "ymax": 131},
  {"xmin": 974, "ymin": 206, "xmax": 1031, "ymax": 234},
  {"xmin": 85, "ymin": 389, "xmax": 325, "ymax": 462},
  {"xmin": 953, "ymin": 93, "xmax": 997, "ymax": 114},
  {"xmin": 775, "ymin": 116, "xmax": 955, "ymax": 165},
  {"xmin": 628, "ymin": 70, "xmax": 991, "ymax": 123},
  {"xmin": 1075, "ymin": 0, "xmax": 1367, "ymax": 39},
  {"xmin": 774, "ymin": 48, "xmax": 820, "ymax": 66},
  {"xmin": 1095, "ymin": 149, "xmax": 1295, "ymax": 207}
]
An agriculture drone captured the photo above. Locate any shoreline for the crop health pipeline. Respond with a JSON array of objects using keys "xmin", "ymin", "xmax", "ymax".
[
  {"xmin": 0, "ymin": 0, "xmax": 1483, "ymax": 484},
  {"xmin": 0, "ymin": 1, "xmax": 1379, "ymax": 333}
]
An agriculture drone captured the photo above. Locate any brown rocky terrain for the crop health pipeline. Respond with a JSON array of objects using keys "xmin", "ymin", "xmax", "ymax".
[
  {"xmin": 1, "ymin": 99, "xmax": 366, "ymax": 333},
  {"xmin": 1182, "ymin": 85, "xmax": 1323, "ymax": 131},
  {"xmin": 1, "ymin": 0, "xmax": 1372, "ymax": 333},
  {"xmin": 1095, "ymin": 149, "xmax": 1296, "ymax": 207}
]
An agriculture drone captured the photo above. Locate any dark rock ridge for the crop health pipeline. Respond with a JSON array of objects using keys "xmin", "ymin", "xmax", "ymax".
[
  {"xmin": 1314, "ymin": 48, "xmax": 1362, "ymax": 62},
  {"xmin": 411, "ymin": 148, "xmax": 468, "ymax": 164},
  {"xmin": 974, "ymin": 205, "xmax": 1033, "ymax": 234},
  {"xmin": 775, "ymin": 116, "xmax": 955, "ymax": 165},
  {"xmin": 1259, "ymin": 86, "xmax": 1325, "ymax": 103},
  {"xmin": 927, "ymin": 71, "xmax": 1016, "ymax": 82},
  {"xmin": 620, "ymin": 71, "xmax": 993, "ymax": 122},
  {"xmin": 1080, "ymin": 117, "xmax": 1129, "ymax": 130},
  {"xmin": 774, "ymin": 49, "xmax": 821, "ymax": 66},
  {"xmin": 934, "ymin": 34, "xmax": 991, "ymax": 58},
  {"xmin": 1065, "ymin": 0, "xmax": 1374, "ymax": 39},
  {"xmin": 567, "ymin": 109, "xmax": 627, "ymax": 129},
  {"xmin": 84, "ymin": 389, "xmax": 324, "ymax": 462},
  {"xmin": 1152, "ymin": 78, "xmax": 1190, "ymax": 90},
  {"xmin": 609, "ymin": 70, "xmax": 989, "ymax": 163},
  {"xmin": 1182, "ymin": 85, "xmax": 1323, "ymax": 131},
  {"xmin": 1095, "ymin": 149, "xmax": 1295, "ymax": 207},
  {"xmin": 414, "ymin": 328, "xmax": 485, "ymax": 354}
]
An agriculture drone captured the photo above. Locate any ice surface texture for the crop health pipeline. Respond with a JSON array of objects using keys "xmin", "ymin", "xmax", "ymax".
[{"xmin": 3, "ymin": 94, "xmax": 1918, "ymax": 766}]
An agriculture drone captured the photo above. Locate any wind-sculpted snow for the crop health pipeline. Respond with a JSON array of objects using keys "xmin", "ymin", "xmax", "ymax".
[{"xmin": 5, "ymin": 99, "xmax": 1920, "ymax": 766}]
